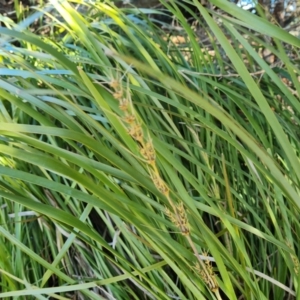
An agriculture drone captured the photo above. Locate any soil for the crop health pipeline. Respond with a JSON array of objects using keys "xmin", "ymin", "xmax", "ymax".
[
  {"xmin": 0, "ymin": 0, "xmax": 32, "ymax": 13},
  {"xmin": 115, "ymin": 0, "xmax": 161, "ymax": 8}
]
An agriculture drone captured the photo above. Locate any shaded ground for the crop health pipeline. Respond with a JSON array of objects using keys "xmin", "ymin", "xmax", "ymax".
[
  {"xmin": 0, "ymin": 0, "xmax": 33, "ymax": 13},
  {"xmin": 1, "ymin": 0, "xmax": 299, "ymax": 29},
  {"xmin": 1, "ymin": 0, "xmax": 299, "ymax": 45}
]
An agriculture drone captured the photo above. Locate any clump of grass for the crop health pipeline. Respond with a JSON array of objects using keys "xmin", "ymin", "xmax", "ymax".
[{"xmin": 0, "ymin": 0, "xmax": 299, "ymax": 299}]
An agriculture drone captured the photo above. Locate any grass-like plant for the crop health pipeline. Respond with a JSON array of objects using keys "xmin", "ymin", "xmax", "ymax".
[{"xmin": 0, "ymin": 0, "xmax": 300, "ymax": 299}]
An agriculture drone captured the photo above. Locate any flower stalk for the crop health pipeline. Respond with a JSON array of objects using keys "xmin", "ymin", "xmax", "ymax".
[{"xmin": 109, "ymin": 73, "xmax": 221, "ymax": 297}]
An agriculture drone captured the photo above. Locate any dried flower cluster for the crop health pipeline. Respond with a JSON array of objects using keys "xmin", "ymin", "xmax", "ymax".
[
  {"xmin": 165, "ymin": 202, "xmax": 190, "ymax": 236},
  {"xmin": 194, "ymin": 254, "xmax": 219, "ymax": 293},
  {"xmin": 292, "ymin": 254, "xmax": 299, "ymax": 275},
  {"xmin": 287, "ymin": 242, "xmax": 299, "ymax": 275}
]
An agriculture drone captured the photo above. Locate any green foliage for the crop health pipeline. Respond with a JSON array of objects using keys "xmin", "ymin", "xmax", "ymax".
[{"xmin": 0, "ymin": 0, "xmax": 299, "ymax": 299}]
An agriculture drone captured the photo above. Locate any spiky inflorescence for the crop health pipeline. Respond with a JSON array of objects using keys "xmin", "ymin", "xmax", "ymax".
[
  {"xmin": 194, "ymin": 254, "xmax": 219, "ymax": 293},
  {"xmin": 109, "ymin": 72, "xmax": 220, "ymax": 298},
  {"xmin": 165, "ymin": 202, "xmax": 190, "ymax": 236}
]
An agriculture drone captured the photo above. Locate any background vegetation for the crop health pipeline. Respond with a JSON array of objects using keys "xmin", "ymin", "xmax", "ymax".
[{"xmin": 0, "ymin": 0, "xmax": 299, "ymax": 299}]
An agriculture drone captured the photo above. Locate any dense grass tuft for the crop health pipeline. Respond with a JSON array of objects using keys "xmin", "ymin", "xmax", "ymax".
[{"xmin": 0, "ymin": 0, "xmax": 299, "ymax": 299}]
